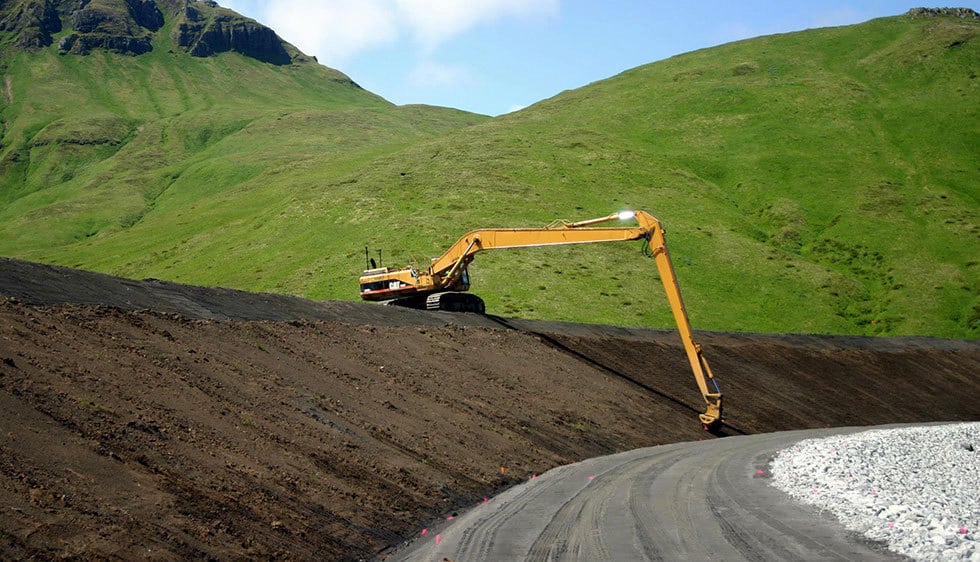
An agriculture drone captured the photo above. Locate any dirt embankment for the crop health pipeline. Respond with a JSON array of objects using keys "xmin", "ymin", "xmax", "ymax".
[{"xmin": 0, "ymin": 258, "xmax": 976, "ymax": 560}]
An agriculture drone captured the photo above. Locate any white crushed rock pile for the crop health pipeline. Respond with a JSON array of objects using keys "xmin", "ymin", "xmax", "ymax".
[{"xmin": 770, "ymin": 423, "xmax": 979, "ymax": 561}]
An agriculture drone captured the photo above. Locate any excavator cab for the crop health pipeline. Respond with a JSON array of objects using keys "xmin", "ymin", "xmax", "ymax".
[
  {"xmin": 358, "ymin": 267, "xmax": 418, "ymax": 301},
  {"xmin": 359, "ymin": 265, "xmax": 483, "ymax": 312}
]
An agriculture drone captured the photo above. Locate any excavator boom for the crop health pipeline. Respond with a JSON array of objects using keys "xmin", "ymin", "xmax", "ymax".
[{"xmin": 358, "ymin": 210, "xmax": 723, "ymax": 430}]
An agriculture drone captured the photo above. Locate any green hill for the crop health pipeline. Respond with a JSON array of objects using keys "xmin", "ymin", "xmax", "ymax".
[
  {"xmin": 0, "ymin": 1, "xmax": 486, "ymax": 284},
  {"xmin": 0, "ymin": 4, "xmax": 977, "ymax": 338}
]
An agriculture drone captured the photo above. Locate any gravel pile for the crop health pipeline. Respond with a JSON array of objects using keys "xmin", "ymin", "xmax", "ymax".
[{"xmin": 770, "ymin": 423, "xmax": 979, "ymax": 561}]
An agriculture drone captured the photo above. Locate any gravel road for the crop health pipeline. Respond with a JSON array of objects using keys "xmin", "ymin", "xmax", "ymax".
[{"xmin": 389, "ymin": 425, "xmax": 914, "ymax": 561}]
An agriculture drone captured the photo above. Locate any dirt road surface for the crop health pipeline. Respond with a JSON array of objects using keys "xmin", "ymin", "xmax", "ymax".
[
  {"xmin": 391, "ymin": 425, "xmax": 915, "ymax": 561},
  {"xmin": 0, "ymin": 257, "xmax": 977, "ymax": 560}
]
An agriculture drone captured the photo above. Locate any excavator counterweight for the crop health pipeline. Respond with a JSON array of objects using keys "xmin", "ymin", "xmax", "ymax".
[{"xmin": 358, "ymin": 210, "xmax": 723, "ymax": 431}]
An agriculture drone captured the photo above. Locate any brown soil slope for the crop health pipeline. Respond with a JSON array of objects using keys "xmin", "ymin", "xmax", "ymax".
[{"xmin": 0, "ymin": 258, "xmax": 977, "ymax": 560}]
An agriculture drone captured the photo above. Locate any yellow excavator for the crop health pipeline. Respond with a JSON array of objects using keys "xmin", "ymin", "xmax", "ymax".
[{"xmin": 358, "ymin": 210, "xmax": 722, "ymax": 430}]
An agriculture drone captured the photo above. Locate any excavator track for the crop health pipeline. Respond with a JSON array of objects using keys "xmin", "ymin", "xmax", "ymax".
[
  {"xmin": 381, "ymin": 292, "xmax": 486, "ymax": 314},
  {"xmin": 425, "ymin": 292, "xmax": 486, "ymax": 314}
]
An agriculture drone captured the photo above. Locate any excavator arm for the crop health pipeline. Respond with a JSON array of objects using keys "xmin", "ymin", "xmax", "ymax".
[
  {"xmin": 423, "ymin": 212, "xmax": 651, "ymax": 293},
  {"xmin": 642, "ymin": 217, "xmax": 723, "ymax": 430},
  {"xmin": 358, "ymin": 210, "xmax": 723, "ymax": 430}
]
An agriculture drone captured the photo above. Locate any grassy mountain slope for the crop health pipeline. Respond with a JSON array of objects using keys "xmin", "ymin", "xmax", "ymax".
[
  {"xmin": 0, "ymin": 1, "xmax": 487, "ymax": 288},
  {"xmin": 351, "ymin": 11, "xmax": 977, "ymax": 338},
  {"xmin": 1, "ymin": 10, "xmax": 977, "ymax": 337}
]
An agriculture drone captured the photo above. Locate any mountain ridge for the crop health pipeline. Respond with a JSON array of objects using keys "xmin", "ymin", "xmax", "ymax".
[{"xmin": 0, "ymin": 0, "xmax": 318, "ymax": 65}]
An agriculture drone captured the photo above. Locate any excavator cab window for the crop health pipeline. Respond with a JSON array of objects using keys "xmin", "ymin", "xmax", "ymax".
[{"xmin": 360, "ymin": 280, "xmax": 385, "ymax": 293}]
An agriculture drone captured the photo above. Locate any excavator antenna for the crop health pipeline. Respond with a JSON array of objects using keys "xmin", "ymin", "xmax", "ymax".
[{"xmin": 364, "ymin": 247, "xmax": 383, "ymax": 271}]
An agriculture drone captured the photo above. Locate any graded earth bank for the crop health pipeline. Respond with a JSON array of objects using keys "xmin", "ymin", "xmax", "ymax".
[{"xmin": 0, "ymin": 259, "xmax": 977, "ymax": 559}]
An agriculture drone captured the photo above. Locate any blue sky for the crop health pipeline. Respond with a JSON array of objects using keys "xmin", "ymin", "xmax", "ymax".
[{"xmin": 220, "ymin": 1, "xmax": 976, "ymax": 116}]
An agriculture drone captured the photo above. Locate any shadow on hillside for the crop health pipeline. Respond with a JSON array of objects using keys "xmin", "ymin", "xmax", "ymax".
[{"xmin": 484, "ymin": 315, "xmax": 748, "ymax": 436}]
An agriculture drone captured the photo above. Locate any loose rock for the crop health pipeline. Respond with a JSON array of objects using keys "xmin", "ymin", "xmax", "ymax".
[{"xmin": 771, "ymin": 423, "xmax": 980, "ymax": 561}]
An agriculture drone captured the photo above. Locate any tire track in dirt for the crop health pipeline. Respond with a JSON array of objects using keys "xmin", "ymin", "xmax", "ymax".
[{"xmin": 392, "ymin": 426, "xmax": 913, "ymax": 561}]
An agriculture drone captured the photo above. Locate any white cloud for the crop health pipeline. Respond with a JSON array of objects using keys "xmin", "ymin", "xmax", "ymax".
[
  {"xmin": 409, "ymin": 60, "xmax": 470, "ymax": 88},
  {"xmin": 714, "ymin": 7, "xmax": 871, "ymax": 48},
  {"xmin": 219, "ymin": 0, "xmax": 256, "ymax": 16},
  {"xmin": 395, "ymin": 0, "xmax": 558, "ymax": 51},
  {"xmin": 809, "ymin": 7, "xmax": 866, "ymax": 29},
  {"xmin": 219, "ymin": 0, "xmax": 559, "ymax": 113},
  {"xmin": 220, "ymin": 0, "xmax": 558, "ymax": 63},
  {"xmin": 222, "ymin": 0, "xmax": 399, "ymax": 64},
  {"xmin": 715, "ymin": 21, "xmax": 760, "ymax": 45}
]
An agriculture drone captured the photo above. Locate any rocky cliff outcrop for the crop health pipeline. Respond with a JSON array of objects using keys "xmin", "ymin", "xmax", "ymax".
[
  {"xmin": 172, "ymin": 2, "xmax": 293, "ymax": 65},
  {"xmin": 906, "ymin": 7, "xmax": 979, "ymax": 19},
  {"xmin": 0, "ymin": 0, "xmax": 307, "ymax": 64},
  {"xmin": 0, "ymin": 0, "xmax": 63, "ymax": 50},
  {"xmin": 58, "ymin": 0, "xmax": 163, "ymax": 55}
]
